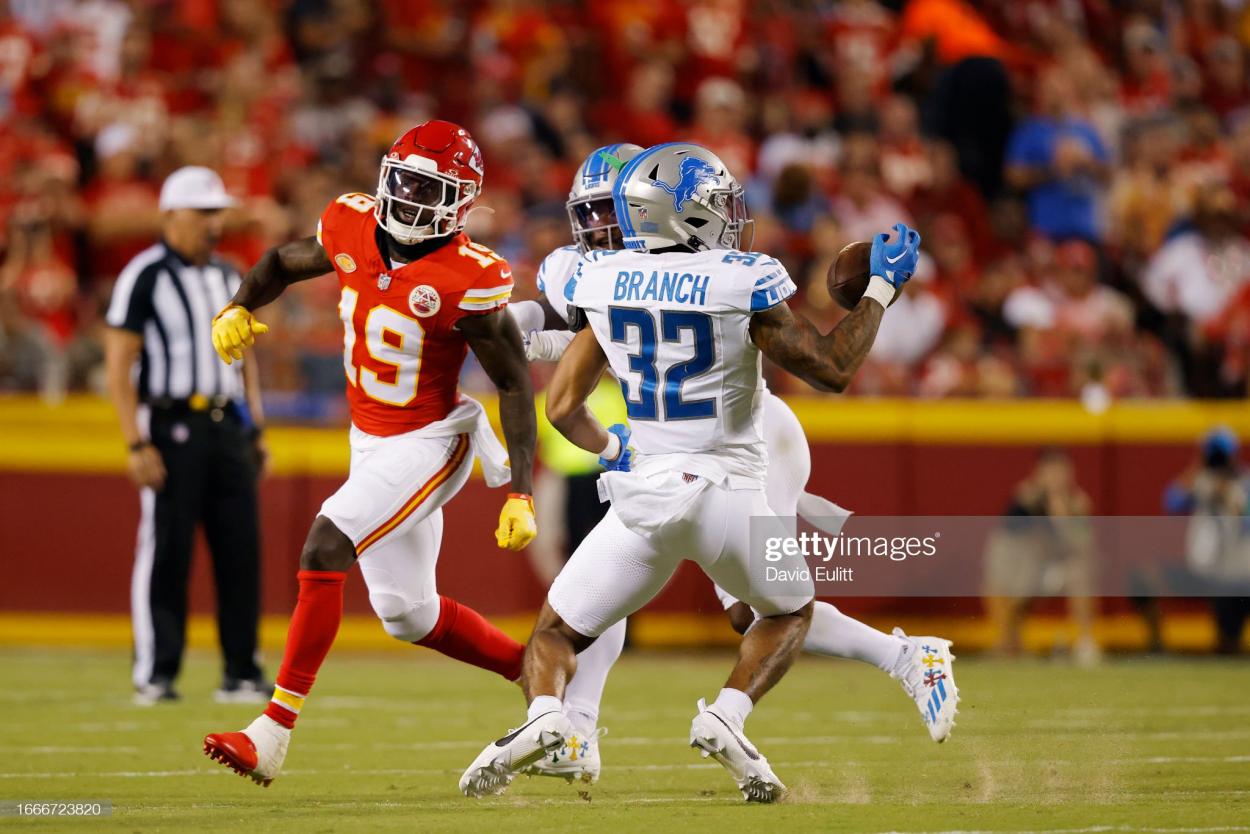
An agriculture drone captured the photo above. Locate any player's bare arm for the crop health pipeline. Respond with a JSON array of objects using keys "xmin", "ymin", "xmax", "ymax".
[
  {"xmin": 457, "ymin": 308, "xmax": 537, "ymax": 496},
  {"xmin": 544, "ymin": 327, "xmax": 611, "ymax": 453},
  {"xmin": 749, "ymin": 299, "xmax": 883, "ymax": 393},
  {"xmin": 212, "ymin": 236, "xmax": 334, "ymax": 364},
  {"xmin": 750, "ymin": 223, "xmax": 922, "ymax": 393},
  {"xmin": 240, "ymin": 352, "xmax": 268, "ymax": 476},
  {"xmin": 232, "ymin": 235, "xmax": 333, "ymax": 311},
  {"xmin": 103, "ymin": 326, "xmax": 167, "ymax": 490}
]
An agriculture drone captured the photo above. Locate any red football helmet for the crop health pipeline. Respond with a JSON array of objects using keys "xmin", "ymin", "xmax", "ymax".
[{"xmin": 375, "ymin": 120, "xmax": 485, "ymax": 244}]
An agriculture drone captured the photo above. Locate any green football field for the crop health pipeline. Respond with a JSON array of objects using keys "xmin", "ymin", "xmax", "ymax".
[{"xmin": 2, "ymin": 647, "xmax": 1248, "ymax": 833}]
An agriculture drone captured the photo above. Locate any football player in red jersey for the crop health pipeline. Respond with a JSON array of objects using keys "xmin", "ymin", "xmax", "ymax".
[{"xmin": 202, "ymin": 120, "xmax": 538, "ymax": 787}]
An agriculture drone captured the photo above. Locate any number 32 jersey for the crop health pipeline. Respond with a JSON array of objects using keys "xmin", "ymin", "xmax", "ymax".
[
  {"xmin": 566, "ymin": 248, "xmax": 795, "ymax": 480},
  {"xmin": 318, "ymin": 192, "xmax": 513, "ymax": 437}
]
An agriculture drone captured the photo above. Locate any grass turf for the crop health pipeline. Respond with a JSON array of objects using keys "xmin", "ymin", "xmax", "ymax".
[{"xmin": 1, "ymin": 647, "xmax": 1248, "ymax": 833}]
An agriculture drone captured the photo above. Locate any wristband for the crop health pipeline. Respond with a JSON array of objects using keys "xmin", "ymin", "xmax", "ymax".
[
  {"xmin": 128, "ymin": 440, "xmax": 152, "ymax": 452},
  {"xmin": 507, "ymin": 492, "xmax": 534, "ymax": 507},
  {"xmin": 600, "ymin": 431, "xmax": 622, "ymax": 462},
  {"xmin": 863, "ymin": 274, "xmax": 897, "ymax": 309}
]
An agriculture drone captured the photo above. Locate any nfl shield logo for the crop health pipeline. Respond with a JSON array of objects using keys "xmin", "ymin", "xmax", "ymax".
[
  {"xmin": 638, "ymin": 207, "xmax": 649, "ymax": 220},
  {"xmin": 377, "ymin": 273, "xmax": 392, "ymax": 291}
]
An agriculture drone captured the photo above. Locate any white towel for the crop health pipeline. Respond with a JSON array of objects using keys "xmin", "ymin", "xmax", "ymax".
[
  {"xmin": 416, "ymin": 395, "xmax": 512, "ymax": 488},
  {"xmin": 796, "ymin": 492, "xmax": 853, "ymax": 536}
]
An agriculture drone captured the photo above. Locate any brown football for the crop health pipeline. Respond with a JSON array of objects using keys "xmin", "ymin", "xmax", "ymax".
[{"xmin": 827, "ymin": 240, "xmax": 901, "ymax": 311}]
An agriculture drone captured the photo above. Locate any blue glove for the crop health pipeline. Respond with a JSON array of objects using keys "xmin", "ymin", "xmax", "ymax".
[
  {"xmin": 869, "ymin": 223, "xmax": 922, "ymax": 289},
  {"xmin": 598, "ymin": 423, "xmax": 633, "ymax": 472}
]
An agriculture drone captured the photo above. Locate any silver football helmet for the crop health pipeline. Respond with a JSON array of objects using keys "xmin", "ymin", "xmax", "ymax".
[
  {"xmin": 566, "ymin": 143, "xmax": 644, "ymax": 254},
  {"xmin": 611, "ymin": 142, "xmax": 750, "ymax": 252}
]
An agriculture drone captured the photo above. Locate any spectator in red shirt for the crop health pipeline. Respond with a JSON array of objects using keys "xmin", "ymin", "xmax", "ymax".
[
  {"xmin": 831, "ymin": 135, "xmax": 915, "ymax": 246},
  {"xmin": 909, "ymin": 139, "xmax": 994, "ymax": 263},
  {"xmin": 687, "ymin": 76, "xmax": 755, "ymax": 179},
  {"xmin": 1203, "ymin": 37, "xmax": 1248, "ymax": 122},
  {"xmin": 83, "ymin": 122, "xmax": 159, "ymax": 285},
  {"xmin": 593, "ymin": 59, "xmax": 677, "ymax": 149}
]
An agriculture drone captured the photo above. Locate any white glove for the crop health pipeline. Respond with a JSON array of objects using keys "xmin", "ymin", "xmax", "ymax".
[{"xmin": 525, "ymin": 329, "xmax": 576, "ymax": 362}]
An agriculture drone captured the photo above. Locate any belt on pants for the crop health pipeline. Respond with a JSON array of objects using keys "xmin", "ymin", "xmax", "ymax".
[{"xmin": 145, "ymin": 395, "xmax": 238, "ymax": 423}]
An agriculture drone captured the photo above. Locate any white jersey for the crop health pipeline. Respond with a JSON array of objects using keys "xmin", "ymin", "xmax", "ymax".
[
  {"xmin": 536, "ymin": 244, "xmax": 581, "ymax": 324},
  {"xmin": 566, "ymin": 247, "xmax": 796, "ymax": 484}
]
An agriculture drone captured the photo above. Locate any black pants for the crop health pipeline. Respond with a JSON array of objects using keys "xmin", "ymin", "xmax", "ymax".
[{"xmin": 132, "ymin": 406, "xmax": 262, "ymax": 686}]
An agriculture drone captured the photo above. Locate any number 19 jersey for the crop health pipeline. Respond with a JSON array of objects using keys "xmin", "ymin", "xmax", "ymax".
[
  {"xmin": 566, "ymin": 248, "xmax": 796, "ymax": 480},
  {"xmin": 318, "ymin": 192, "xmax": 513, "ymax": 437}
]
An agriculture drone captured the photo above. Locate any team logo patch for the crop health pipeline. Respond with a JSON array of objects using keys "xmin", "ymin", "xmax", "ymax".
[
  {"xmin": 334, "ymin": 253, "xmax": 356, "ymax": 273},
  {"xmin": 408, "ymin": 285, "xmax": 441, "ymax": 317},
  {"xmin": 466, "ymin": 143, "xmax": 485, "ymax": 176},
  {"xmin": 653, "ymin": 156, "xmax": 720, "ymax": 213},
  {"xmin": 377, "ymin": 273, "xmax": 392, "ymax": 292}
]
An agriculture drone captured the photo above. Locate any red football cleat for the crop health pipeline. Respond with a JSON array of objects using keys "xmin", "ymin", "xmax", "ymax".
[
  {"xmin": 202, "ymin": 716, "xmax": 290, "ymax": 787},
  {"xmin": 204, "ymin": 731, "xmax": 271, "ymax": 787}
]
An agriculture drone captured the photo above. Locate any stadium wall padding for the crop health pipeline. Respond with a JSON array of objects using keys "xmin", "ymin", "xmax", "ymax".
[{"xmin": 1, "ymin": 395, "xmax": 1247, "ymax": 618}]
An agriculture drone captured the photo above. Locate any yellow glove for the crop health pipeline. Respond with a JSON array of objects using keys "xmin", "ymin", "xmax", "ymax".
[
  {"xmin": 495, "ymin": 493, "xmax": 537, "ymax": 551},
  {"xmin": 211, "ymin": 305, "xmax": 269, "ymax": 365}
]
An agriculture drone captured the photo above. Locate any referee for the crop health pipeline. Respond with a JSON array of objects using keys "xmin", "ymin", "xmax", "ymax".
[{"xmin": 103, "ymin": 166, "xmax": 269, "ymax": 705}]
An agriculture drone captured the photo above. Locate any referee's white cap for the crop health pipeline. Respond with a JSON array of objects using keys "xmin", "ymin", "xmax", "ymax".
[{"xmin": 159, "ymin": 166, "xmax": 238, "ymax": 211}]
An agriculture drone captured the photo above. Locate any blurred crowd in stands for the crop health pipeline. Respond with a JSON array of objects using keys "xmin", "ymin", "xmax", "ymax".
[{"xmin": 2, "ymin": 0, "xmax": 1250, "ymax": 414}]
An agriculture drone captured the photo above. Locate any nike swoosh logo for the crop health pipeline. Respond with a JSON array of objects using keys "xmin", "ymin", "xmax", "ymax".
[
  {"xmin": 705, "ymin": 710, "xmax": 760, "ymax": 761},
  {"xmin": 886, "ymin": 251, "xmax": 906, "ymax": 264},
  {"xmin": 493, "ymin": 712, "xmax": 554, "ymax": 747}
]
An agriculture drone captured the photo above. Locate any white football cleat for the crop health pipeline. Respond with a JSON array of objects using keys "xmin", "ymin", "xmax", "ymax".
[
  {"xmin": 460, "ymin": 710, "xmax": 571, "ymax": 798},
  {"xmin": 891, "ymin": 628, "xmax": 960, "ymax": 743},
  {"xmin": 202, "ymin": 714, "xmax": 290, "ymax": 787},
  {"xmin": 689, "ymin": 699, "xmax": 786, "ymax": 803},
  {"xmin": 525, "ymin": 726, "xmax": 606, "ymax": 784}
]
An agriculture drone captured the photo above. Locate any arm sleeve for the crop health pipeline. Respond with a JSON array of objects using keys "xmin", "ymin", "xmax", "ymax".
[
  {"xmin": 507, "ymin": 299, "xmax": 546, "ymax": 335},
  {"xmin": 106, "ymin": 262, "xmax": 157, "ymax": 333}
]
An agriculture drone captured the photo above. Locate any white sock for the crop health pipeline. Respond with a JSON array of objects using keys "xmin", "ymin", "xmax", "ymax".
[
  {"xmin": 528, "ymin": 695, "xmax": 562, "ymax": 721},
  {"xmin": 804, "ymin": 601, "xmax": 906, "ymax": 672},
  {"xmin": 563, "ymin": 619, "xmax": 626, "ymax": 735},
  {"xmin": 711, "ymin": 687, "xmax": 753, "ymax": 728}
]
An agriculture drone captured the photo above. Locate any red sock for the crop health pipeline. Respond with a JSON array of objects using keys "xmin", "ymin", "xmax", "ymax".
[
  {"xmin": 416, "ymin": 595, "xmax": 524, "ymax": 681},
  {"xmin": 263, "ymin": 570, "xmax": 346, "ymax": 729}
]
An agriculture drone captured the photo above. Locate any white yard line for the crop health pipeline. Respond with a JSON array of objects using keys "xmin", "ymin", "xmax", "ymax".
[{"xmin": 3, "ymin": 754, "xmax": 1249, "ymax": 780}]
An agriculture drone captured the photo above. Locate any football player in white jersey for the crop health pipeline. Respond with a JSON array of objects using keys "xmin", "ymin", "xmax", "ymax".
[
  {"xmin": 463, "ymin": 143, "xmax": 931, "ymax": 802},
  {"xmin": 506, "ymin": 145, "xmax": 960, "ymax": 786}
]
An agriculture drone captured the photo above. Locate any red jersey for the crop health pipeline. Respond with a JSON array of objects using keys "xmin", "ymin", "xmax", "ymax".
[{"xmin": 317, "ymin": 192, "xmax": 513, "ymax": 436}]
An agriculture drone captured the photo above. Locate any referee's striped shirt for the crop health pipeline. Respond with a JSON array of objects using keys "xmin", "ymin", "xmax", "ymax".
[{"xmin": 106, "ymin": 241, "xmax": 245, "ymax": 401}]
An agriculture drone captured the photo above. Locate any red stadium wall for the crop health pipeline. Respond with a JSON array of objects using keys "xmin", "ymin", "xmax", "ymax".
[{"xmin": 2, "ymin": 396, "xmax": 1245, "ymax": 622}]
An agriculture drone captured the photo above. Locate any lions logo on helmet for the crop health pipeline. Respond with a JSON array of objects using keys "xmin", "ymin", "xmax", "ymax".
[
  {"xmin": 612, "ymin": 143, "xmax": 750, "ymax": 253},
  {"xmin": 653, "ymin": 157, "xmax": 721, "ymax": 213}
]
